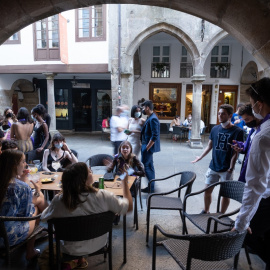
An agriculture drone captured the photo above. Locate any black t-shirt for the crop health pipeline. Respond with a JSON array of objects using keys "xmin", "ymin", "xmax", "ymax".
[{"xmin": 209, "ymin": 125, "xmax": 244, "ymax": 172}]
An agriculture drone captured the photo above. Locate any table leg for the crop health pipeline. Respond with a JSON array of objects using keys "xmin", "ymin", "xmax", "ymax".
[{"xmin": 123, "ymin": 214, "xmax": 126, "ymax": 263}]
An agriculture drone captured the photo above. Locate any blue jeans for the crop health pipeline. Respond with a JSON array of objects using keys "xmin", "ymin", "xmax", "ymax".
[{"xmin": 141, "ymin": 144, "xmax": 155, "ymax": 192}]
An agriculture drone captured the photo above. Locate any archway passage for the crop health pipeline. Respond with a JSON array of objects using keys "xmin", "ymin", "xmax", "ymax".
[{"xmin": 1, "ymin": 0, "xmax": 270, "ymax": 70}]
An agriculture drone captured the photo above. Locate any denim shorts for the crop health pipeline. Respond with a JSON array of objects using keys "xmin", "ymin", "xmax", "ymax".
[{"xmin": 205, "ymin": 168, "xmax": 234, "ymax": 185}]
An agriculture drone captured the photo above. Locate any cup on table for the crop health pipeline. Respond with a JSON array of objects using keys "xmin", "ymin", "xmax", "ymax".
[
  {"xmin": 33, "ymin": 160, "xmax": 41, "ymax": 170},
  {"xmin": 28, "ymin": 164, "xmax": 39, "ymax": 183}
]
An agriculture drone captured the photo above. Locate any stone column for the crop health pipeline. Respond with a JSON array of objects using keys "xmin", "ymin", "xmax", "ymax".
[
  {"xmin": 180, "ymin": 82, "xmax": 186, "ymax": 123},
  {"xmin": 43, "ymin": 73, "xmax": 57, "ymax": 133},
  {"xmin": 189, "ymin": 74, "xmax": 206, "ymax": 149}
]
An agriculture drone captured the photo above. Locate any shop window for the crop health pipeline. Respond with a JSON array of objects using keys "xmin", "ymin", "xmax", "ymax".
[
  {"xmin": 33, "ymin": 15, "xmax": 60, "ymax": 61},
  {"xmin": 4, "ymin": 32, "xmax": 21, "ymax": 44},
  {"xmin": 75, "ymin": 5, "xmax": 106, "ymax": 42},
  {"xmin": 97, "ymin": 90, "xmax": 112, "ymax": 128},
  {"xmin": 55, "ymin": 89, "xmax": 69, "ymax": 121},
  {"xmin": 180, "ymin": 46, "xmax": 193, "ymax": 78},
  {"xmin": 151, "ymin": 46, "xmax": 170, "ymax": 78},
  {"xmin": 210, "ymin": 45, "xmax": 231, "ymax": 78},
  {"xmin": 149, "ymin": 83, "xmax": 181, "ymax": 119}
]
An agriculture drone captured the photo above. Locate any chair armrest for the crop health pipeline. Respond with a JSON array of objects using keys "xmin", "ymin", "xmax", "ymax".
[
  {"xmin": 0, "ymin": 214, "xmax": 42, "ymax": 222},
  {"xmin": 148, "ymin": 172, "xmax": 184, "ymax": 186},
  {"xmin": 217, "ymin": 207, "xmax": 241, "ymax": 219},
  {"xmin": 182, "ymin": 181, "xmax": 221, "ymax": 212},
  {"xmin": 154, "ymin": 224, "xmax": 192, "ymax": 241},
  {"xmin": 206, "ymin": 216, "xmax": 234, "ymax": 233}
]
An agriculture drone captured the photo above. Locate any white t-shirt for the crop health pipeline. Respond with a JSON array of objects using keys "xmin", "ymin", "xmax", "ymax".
[
  {"xmin": 110, "ymin": 115, "xmax": 128, "ymax": 142},
  {"xmin": 41, "ymin": 190, "xmax": 129, "ymax": 256}
]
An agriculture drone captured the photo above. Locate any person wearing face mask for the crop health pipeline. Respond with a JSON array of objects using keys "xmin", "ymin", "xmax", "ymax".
[
  {"xmin": 230, "ymin": 104, "xmax": 261, "ymax": 183},
  {"xmin": 232, "ymin": 78, "xmax": 270, "ymax": 270},
  {"xmin": 110, "ymin": 106, "xmax": 128, "ymax": 155},
  {"xmin": 2, "ymin": 107, "xmax": 17, "ymax": 140},
  {"xmin": 183, "ymin": 114, "xmax": 192, "ymax": 142},
  {"xmin": 126, "ymin": 105, "xmax": 145, "ymax": 157},
  {"xmin": 42, "ymin": 133, "xmax": 78, "ymax": 172},
  {"xmin": 140, "ymin": 100, "xmax": 160, "ymax": 193},
  {"xmin": 191, "ymin": 104, "xmax": 243, "ymax": 214}
]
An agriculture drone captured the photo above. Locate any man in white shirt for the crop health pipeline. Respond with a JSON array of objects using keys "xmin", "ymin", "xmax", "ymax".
[
  {"xmin": 233, "ymin": 78, "xmax": 270, "ymax": 270},
  {"xmin": 110, "ymin": 106, "xmax": 128, "ymax": 155}
]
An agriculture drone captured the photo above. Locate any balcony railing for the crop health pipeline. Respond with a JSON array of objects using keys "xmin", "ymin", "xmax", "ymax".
[
  {"xmin": 151, "ymin": 63, "xmax": 170, "ymax": 78},
  {"xmin": 210, "ymin": 63, "xmax": 230, "ymax": 78},
  {"xmin": 180, "ymin": 63, "xmax": 193, "ymax": 78}
]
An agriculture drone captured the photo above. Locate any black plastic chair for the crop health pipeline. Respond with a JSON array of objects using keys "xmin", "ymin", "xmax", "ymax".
[
  {"xmin": 47, "ymin": 211, "xmax": 115, "ymax": 270},
  {"xmin": 182, "ymin": 180, "xmax": 245, "ymax": 235},
  {"xmin": 152, "ymin": 223, "xmax": 247, "ymax": 270},
  {"xmin": 146, "ymin": 171, "xmax": 196, "ymax": 243},
  {"xmin": 0, "ymin": 214, "xmax": 45, "ymax": 266}
]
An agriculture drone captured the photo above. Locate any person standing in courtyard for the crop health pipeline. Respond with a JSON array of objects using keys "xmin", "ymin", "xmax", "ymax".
[
  {"xmin": 141, "ymin": 100, "xmax": 160, "ymax": 193},
  {"xmin": 191, "ymin": 104, "xmax": 243, "ymax": 214},
  {"xmin": 110, "ymin": 106, "xmax": 128, "ymax": 155},
  {"xmin": 232, "ymin": 78, "xmax": 270, "ymax": 270}
]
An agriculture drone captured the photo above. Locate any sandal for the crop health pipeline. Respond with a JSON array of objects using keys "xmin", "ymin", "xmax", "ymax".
[{"xmin": 75, "ymin": 260, "xmax": 88, "ymax": 269}]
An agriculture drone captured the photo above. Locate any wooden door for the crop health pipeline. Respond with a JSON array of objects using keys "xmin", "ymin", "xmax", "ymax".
[{"xmin": 217, "ymin": 85, "xmax": 238, "ymax": 123}]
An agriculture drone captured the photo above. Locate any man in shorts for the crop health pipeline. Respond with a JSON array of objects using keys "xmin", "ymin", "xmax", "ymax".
[{"xmin": 192, "ymin": 104, "xmax": 244, "ymax": 213}]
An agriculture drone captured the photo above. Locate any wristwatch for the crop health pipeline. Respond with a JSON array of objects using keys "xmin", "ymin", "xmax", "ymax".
[{"xmin": 33, "ymin": 191, "xmax": 40, "ymax": 197}]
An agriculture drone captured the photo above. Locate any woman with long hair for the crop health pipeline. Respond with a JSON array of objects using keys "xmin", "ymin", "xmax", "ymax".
[
  {"xmin": 126, "ymin": 105, "xmax": 145, "ymax": 157},
  {"xmin": 0, "ymin": 150, "xmax": 48, "ymax": 260},
  {"xmin": 36, "ymin": 104, "xmax": 51, "ymax": 130},
  {"xmin": 42, "ymin": 133, "xmax": 78, "ymax": 172},
  {"xmin": 41, "ymin": 162, "xmax": 133, "ymax": 268},
  {"xmin": 2, "ymin": 107, "xmax": 17, "ymax": 140},
  {"xmin": 107, "ymin": 140, "xmax": 145, "ymax": 178},
  {"xmin": 10, "ymin": 107, "xmax": 34, "ymax": 153},
  {"xmin": 31, "ymin": 106, "xmax": 50, "ymax": 154}
]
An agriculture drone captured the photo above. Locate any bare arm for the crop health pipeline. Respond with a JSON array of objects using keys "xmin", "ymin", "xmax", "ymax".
[
  {"xmin": 122, "ymin": 169, "xmax": 133, "ymax": 212},
  {"xmin": 42, "ymin": 149, "xmax": 50, "ymax": 171},
  {"xmin": 228, "ymin": 150, "xmax": 238, "ymax": 172},
  {"xmin": 10, "ymin": 123, "xmax": 16, "ymax": 139},
  {"xmin": 191, "ymin": 140, "xmax": 213, "ymax": 163},
  {"xmin": 62, "ymin": 143, "xmax": 78, "ymax": 163}
]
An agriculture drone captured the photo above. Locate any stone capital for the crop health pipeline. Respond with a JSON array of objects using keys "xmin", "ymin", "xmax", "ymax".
[
  {"xmin": 191, "ymin": 74, "xmax": 206, "ymax": 83},
  {"xmin": 43, "ymin": 73, "xmax": 57, "ymax": 80}
]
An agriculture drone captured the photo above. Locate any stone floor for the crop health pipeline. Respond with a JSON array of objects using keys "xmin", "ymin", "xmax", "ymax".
[{"xmin": 0, "ymin": 132, "xmax": 265, "ymax": 269}]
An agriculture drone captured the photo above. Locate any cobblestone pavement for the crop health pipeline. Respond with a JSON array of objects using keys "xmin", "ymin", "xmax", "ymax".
[{"xmin": 0, "ymin": 133, "xmax": 265, "ymax": 269}]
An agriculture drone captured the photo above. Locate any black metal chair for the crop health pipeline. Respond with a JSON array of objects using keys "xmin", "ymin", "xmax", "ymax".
[
  {"xmin": 152, "ymin": 223, "xmax": 247, "ymax": 270},
  {"xmin": 172, "ymin": 126, "xmax": 185, "ymax": 143},
  {"xmin": 0, "ymin": 214, "xmax": 45, "ymax": 266},
  {"xmin": 85, "ymin": 154, "xmax": 113, "ymax": 168},
  {"xmin": 146, "ymin": 171, "xmax": 196, "ymax": 243},
  {"xmin": 47, "ymin": 211, "xmax": 115, "ymax": 270},
  {"xmin": 182, "ymin": 180, "xmax": 245, "ymax": 235}
]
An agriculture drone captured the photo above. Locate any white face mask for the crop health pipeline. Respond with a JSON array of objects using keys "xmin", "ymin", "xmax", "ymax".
[
  {"xmin": 221, "ymin": 120, "xmax": 230, "ymax": 128},
  {"xmin": 134, "ymin": 112, "xmax": 141, "ymax": 118},
  {"xmin": 252, "ymin": 102, "xmax": 264, "ymax": 120}
]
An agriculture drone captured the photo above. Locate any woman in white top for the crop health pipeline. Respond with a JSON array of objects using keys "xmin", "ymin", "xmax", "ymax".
[
  {"xmin": 41, "ymin": 162, "xmax": 133, "ymax": 268},
  {"xmin": 126, "ymin": 105, "xmax": 145, "ymax": 157},
  {"xmin": 169, "ymin": 115, "xmax": 181, "ymax": 132}
]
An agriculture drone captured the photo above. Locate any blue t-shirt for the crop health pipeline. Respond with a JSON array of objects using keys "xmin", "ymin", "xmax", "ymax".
[
  {"xmin": 209, "ymin": 125, "xmax": 244, "ymax": 172},
  {"xmin": 231, "ymin": 113, "xmax": 245, "ymax": 129}
]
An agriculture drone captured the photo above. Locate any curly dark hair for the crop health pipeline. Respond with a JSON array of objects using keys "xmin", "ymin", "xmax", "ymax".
[
  {"xmin": 61, "ymin": 162, "xmax": 96, "ymax": 211},
  {"xmin": 219, "ymin": 104, "xmax": 234, "ymax": 115},
  {"xmin": 1, "ymin": 140, "xmax": 18, "ymax": 151},
  {"xmin": 238, "ymin": 103, "xmax": 253, "ymax": 117},
  {"xmin": 246, "ymin": 77, "xmax": 270, "ymax": 107},
  {"xmin": 141, "ymin": 100, "xmax": 153, "ymax": 110}
]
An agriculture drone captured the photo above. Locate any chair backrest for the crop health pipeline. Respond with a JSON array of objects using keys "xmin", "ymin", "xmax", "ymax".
[
  {"xmin": 179, "ymin": 171, "xmax": 196, "ymax": 197},
  {"xmin": 173, "ymin": 126, "xmax": 183, "ymax": 135},
  {"xmin": 70, "ymin": 149, "xmax": 78, "ymax": 158},
  {"xmin": 47, "ymin": 211, "xmax": 115, "ymax": 242},
  {"xmin": 187, "ymin": 231, "xmax": 246, "ymax": 267},
  {"xmin": 86, "ymin": 154, "xmax": 113, "ymax": 167}
]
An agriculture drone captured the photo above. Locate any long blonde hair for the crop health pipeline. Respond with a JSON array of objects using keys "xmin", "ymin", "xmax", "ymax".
[{"xmin": 117, "ymin": 141, "xmax": 135, "ymax": 167}]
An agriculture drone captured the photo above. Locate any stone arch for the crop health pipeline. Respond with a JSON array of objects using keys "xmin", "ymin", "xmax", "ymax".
[
  {"xmin": 201, "ymin": 30, "xmax": 228, "ymax": 70},
  {"xmin": 1, "ymin": 0, "xmax": 270, "ymax": 72},
  {"xmin": 10, "ymin": 79, "xmax": 34, "ymax": 91},
  {"xmin": 239, "ymin": 61, "xmax": 259, "ymax": 103}
]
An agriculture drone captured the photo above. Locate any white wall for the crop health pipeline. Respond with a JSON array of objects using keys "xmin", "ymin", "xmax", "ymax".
[{"xmin": 0, "ymin": 9, "xmax": 109, "ymax": 65}]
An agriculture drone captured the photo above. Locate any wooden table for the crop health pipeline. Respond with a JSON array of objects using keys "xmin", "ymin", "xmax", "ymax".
[{"xmin": 28, "ymin": 171, "xmax": 136, "ymax": 263}]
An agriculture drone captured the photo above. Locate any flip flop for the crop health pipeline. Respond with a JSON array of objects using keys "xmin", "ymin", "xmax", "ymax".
[{"xmin": 75, "ymin": 260, "xmax": 88, "ymax": 269}]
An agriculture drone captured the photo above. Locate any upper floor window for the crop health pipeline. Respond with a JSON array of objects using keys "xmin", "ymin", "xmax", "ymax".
[
  {"xmin": 210, "ymin": 45, "xmax": 231, "ymax": 78},
  {"xmin": 75, "ymin": 5, "xmax": 106, "ymax": 42},
  {"xmin": 180, "ymin": 46, "xmax": 193, "ymax": 78},
  {"xmin": 33, "ymin": 15, "xmax": 60, "ymax": 61},
  {"xmin": 151, "ymin": 46, "xmax": 170, "ymax": 78},
  {"xmin": 4, "ymin": 32, "xmax": 21, "ymax": 44}
]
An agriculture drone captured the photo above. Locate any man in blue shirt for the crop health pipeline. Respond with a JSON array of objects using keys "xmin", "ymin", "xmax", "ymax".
[
  {"xmin": 192, "ymin": 104, "xmax": 243, "ymax": 213},
  {"xmin": 141, "ymin": 100, "xmax": 160, "ymax": 193},
  {"xmin": 231, "ymin": 103, "xmax": 245, "ymax": 129}
]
